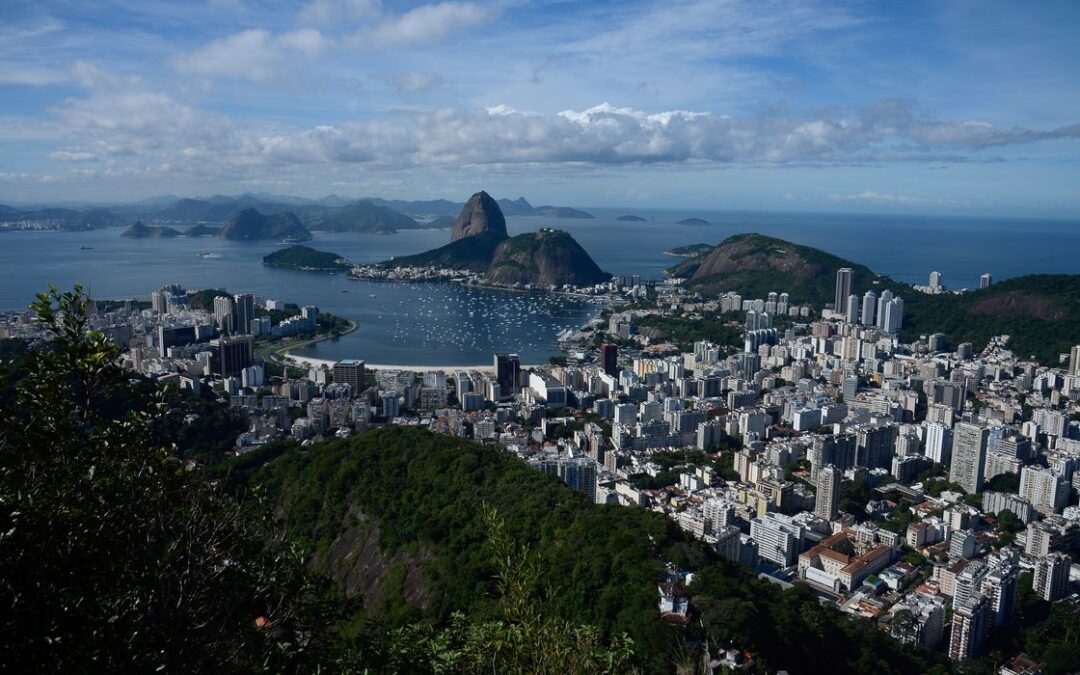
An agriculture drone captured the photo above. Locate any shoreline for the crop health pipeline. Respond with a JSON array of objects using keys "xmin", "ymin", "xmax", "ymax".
[{"xmin": 283, "ymin": 355, "xmax": 544, "ymax": 373}]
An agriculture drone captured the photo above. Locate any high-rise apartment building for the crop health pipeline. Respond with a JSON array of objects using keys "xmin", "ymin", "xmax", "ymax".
[
  {"xmin": 332, "ymin": 359, "xmax": 366, "ymax": 398},
  {"xmin": 494, "ymin": 353, "xmax": 520, "ymax": 398},
  {"xmin": 601, "ymin": 343, "xmax": 619, "ymax": 376},
  {"xmin": 929, "ymin": 271, "xmax": 942, "ymax": 289},
  {"xmin": 1019, "ymin": 466, "xmax": 1070, "ymax": 514},
  {"xmin": 211, "ymin": 334, "xmax": 253, "ymax": 377},
  {"xmin": 845, "ymin": 294, "xmax": 859, "ymax": 323},
  {"xmin": 876, "ymin": 290, "xmax": 894, "ymax": 331},
  {"xmin": 860, "ymin": 290, "xmax": 877, "ymax": 326},
  {"xmin": 925, "ymin": 422, "xmax": 953, "ymax": 464},
  {"xmin": 950, "ymin": 422, "xmax": 988, "ymax": 493},
  {"xmin": 232, "ymin": 293, "xmax": 254, "ymax": 335},
  {"xmin": 834, "ymin": 267, "xmax": 853, "ymax": 315},
  {"xmin": 814, "ymin": 464, "xmax": 841, "ymax": 521},
  {"xmin": 980, "ymin": 273, "xmax": 992, "ymax": 289},
  {"xmin": 750, "ymin": 512, "xmax": 804, "ymax": 567},
  {"xmin": 213, "ymin": 295, "xmax": 234, "ymax": 335},
  {"xmin": 949, "ymin": 592, "xmax": 990, "ymax": 662},
  {"xmin": 1070, "ymin": 345, "xmax": 1080, "ymax": 377},
  {"xmin": 882, "ymin": 296, "xmax": 904, "ymax": 334},
  {"xmin": 1033, "ymin": 553, "xmax": 1072, "ymax": 602}
]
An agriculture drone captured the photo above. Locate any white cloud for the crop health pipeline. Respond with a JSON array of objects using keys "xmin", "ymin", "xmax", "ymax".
[
  {"xmin": 393, "ymin": 71, "xmax": 444, "ymax": 93},
  {"xmin": 827, "ymin": 191, "xmax": 960, "ymax": 207},
  {"xmin": 173, "ymin": 28, "xmax": 333, "ymax": 81},
  {"xmin": 358, "ymin": 2, "xmax": 494, "ymax": 48},
  {"xmin": 296, "ymin": 0, "xmax": 382, "ymax": 26},
  {"xmin": 37, "ymin": 90, "xmax": 1080, "ymax": 183},
  {"xmin": 48, "ymin": 150, "xmax": 97, "ymax": 162}
]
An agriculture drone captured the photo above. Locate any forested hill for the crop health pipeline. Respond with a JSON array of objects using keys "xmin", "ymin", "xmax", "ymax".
[
  {"xmin": 241, "ymin": 427, "xmax": 683, "ymax": 671},
  {"xmin": 670, "ymin": 233, "xmax": 1080, "ymax": 366},
  {"xmin": 899, "ymin": 273, "xmax": 1080, "ymax": 365},
  {"xmin": 233, "ymin": 426, "xmax": 946, "ymax": 674},
  {"xmin": 667, "ymin": 233, "xmax": 900, "ymax": 304}
]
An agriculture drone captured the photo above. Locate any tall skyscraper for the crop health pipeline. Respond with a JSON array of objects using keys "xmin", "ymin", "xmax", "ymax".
[
  {"xmin": 814, "ymin": 464, "xmax": 841, "ymax": 521},
  {"xmin": 211, "ymin": 334, "xmax": 253, "ymax": 377},
  {"xmin": 600, "ymin": 343, "xmax": 619, "ymax": 376},
  {"xmin": 860, "ymin": 291, "xmax": 876, "ymax": 326},
  {"xmin": 834, "ymin": 268, "xmax": 853, "ymax": 315},
  {"xmin": 951, "ymin": 422, "xmax": 989, "ymax": 494},
  {"xmin": 151, "ymin": 290, "xmax": 167, "ymax": 314},
  {"xmin": 876, "ymin": 290, "xmax": 893, "ymax": 331},
  {"xmin": 925, "ymin": 422, "xmax": 953, "ymax": 464},
  {"xmin": 494, "ymin": 353, "xmax": 520, "ymax": 398},
  {"xmin": 980, "ymin": 273, "xmax": 992, "ymax": 289},
  {"xmin": 232, "ymin": 293, "xmax": 254, "ymax": 335},
  {"xmin": 213, "ymin": 295, "xmax": 234, "ymax": 335},
  {"xmin": 845, "ymin": 294, "xmax": 859, "ymax": 323},
  {"xmin": 882, "ymin": 296, "xmax": 904, "ymax": 335},
  {"xmin": 929, "ymin": 271, "xmax": 942, "ymax": 289},
  {"xmin": 1070, "ymin": 345, "xmax": 1080, "ymax": 377},
  {"xmin": 333, "ymin": 359, "xmax": 366, "ymax": 398}
]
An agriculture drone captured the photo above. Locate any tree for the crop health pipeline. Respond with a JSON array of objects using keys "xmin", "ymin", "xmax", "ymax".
[{"xmin": 0, "ymin": 286, "xmax": 332, "ymax": 672}]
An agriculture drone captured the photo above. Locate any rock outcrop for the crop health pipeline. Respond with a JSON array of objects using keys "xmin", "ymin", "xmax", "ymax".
[{"xmin": 450, "ymin": 191, "xmax": 508, "ymax": 242}]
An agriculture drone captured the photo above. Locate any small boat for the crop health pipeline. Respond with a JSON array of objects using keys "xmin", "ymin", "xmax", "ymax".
[
  {"xmin": 341, "ymin": 289, "xmax": 349, "ymax": 293},
  {"xmin": 80, "ymin": 246, "xmax": 94, "ymax": 250},
  {"xmin": 369, "ymin": 294, "xmax": 376, "ymax": 298}
]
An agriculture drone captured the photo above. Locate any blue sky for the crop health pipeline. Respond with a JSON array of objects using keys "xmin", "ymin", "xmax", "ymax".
[{"xmin": 1, "ymin": 0, "xmax": 1078, "ymax": 216}]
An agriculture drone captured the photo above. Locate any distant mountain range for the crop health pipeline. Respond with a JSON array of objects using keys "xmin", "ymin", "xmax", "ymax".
[
  {"xmin": 0, "ymin": 193, "xmax": 595, "ymax": 233},
  {"xmin": 0, "ymin": 205, "xmax": 126, "ymax": 231}
]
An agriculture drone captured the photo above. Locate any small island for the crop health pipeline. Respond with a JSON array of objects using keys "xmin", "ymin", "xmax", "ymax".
[
  {"xmin": 263, "ymin": 245, "xmax": 351, "ymax": 272},
  {"xmin": 676, "ymin": 217, "xmax": 710, "ymax": 226},
  {"xmin": 665, "ymin": 242, "xmax": 714, "ymax": 257},
  {"xmin": 121, "ymin": 221, "xmax": 180, "ymax": 238},
  {"xmin": 532, "ymin": 205, "xmax": 595, "ymax": 219},
  {"xmin": 616, "ymin": 215, "xmax": 648, "ymax": 222}
]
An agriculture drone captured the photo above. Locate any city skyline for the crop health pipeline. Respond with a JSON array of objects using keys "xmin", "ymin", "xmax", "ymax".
[{"xmin": 1, "ymin": 1, "xmax": 1079, "ymax": 216}]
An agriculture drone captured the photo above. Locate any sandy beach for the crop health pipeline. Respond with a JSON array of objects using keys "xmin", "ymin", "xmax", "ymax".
[{"xmin": 283, "ymin": 352, "xmax": 542, "ymax": 373}]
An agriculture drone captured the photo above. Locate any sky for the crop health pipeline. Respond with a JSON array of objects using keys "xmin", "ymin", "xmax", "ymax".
[{"xmin": 1, "ymin": 0, "xmax": 1078, "ymax": 216}]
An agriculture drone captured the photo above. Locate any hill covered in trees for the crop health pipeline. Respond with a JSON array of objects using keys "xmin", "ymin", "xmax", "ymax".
[
  {"xmin": 262, "ymin": 245, "xmax": 350, "ymax": 271},
  {"xmin": 671, "ymin": 233, "xmax": 1080, "ymax": 366}
]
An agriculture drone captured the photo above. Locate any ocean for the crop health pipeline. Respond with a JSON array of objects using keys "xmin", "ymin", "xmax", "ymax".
[{"xmin": 2, "ymin": 209, "xmax": 1077, "ymax": 366}]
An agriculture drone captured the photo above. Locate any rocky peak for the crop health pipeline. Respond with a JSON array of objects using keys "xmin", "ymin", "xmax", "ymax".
[{"xmin": 450, "ymin": 191, "xmax": 507, "ymax": 242}]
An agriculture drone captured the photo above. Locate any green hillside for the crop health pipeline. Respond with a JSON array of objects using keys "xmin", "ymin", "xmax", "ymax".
[
  {"xmin": 263, "ymin": 245, "xmax": 350, "ymax": 271},
  {"xmin": 389, "ymin": 231, "xmax": 507, "ymax": 272},
  {"xmin": 899, "ymin": 274, "xmax": 1080, "ymax": 364},
  {"xmin": 673, "ymin": 234, "xmax": 1080, "ymax": 365}
]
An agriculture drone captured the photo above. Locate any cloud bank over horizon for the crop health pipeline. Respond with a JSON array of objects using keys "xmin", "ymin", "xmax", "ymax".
[{"xmin": 1, "ymin": 0, "xmax": 1078, "ymax": 215}]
